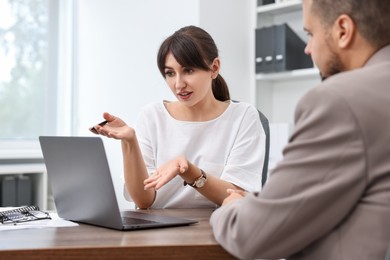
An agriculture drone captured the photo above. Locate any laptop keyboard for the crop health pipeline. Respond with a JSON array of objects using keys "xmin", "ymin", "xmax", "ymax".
[{"xmin": 122, "ymin": 217, "xmax": 159, "ymax": 225}]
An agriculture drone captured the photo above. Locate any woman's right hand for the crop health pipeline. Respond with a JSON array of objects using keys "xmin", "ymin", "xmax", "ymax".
[{"xmin": 91, "ymin": 112, "xmax": 135, "ymax": 141}]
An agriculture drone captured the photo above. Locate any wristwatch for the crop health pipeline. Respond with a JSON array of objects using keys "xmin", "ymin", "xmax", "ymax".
[{"xmin": 183, "ymin": 169, "xmax": 207, "ymax": 188}]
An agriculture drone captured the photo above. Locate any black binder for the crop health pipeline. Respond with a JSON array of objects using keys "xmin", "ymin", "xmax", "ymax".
[
  {"xmin": 258, "ymin": 0, "xmax": 275, "ymax": 5},
  {"xmin": 16, "ymin": 175, "xmax": 32, "ymax": 206},
  {"xmin": 273, "ymin": 23, "xmax": 313, "ymax": 72},
  {"xmin": 255, "ymin": 26, "xmax": 275, "ymax": 73},
  {"xmin": 0, "ymin": 176, "xmax": 17, "ymax": 207},
  {"xmin": 255, "ymin": 23, "xmax": 313, "ymax": 73}
]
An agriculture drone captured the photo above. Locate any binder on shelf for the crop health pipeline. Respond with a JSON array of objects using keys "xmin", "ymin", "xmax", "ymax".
[
  {"xmin": 273, "ymin": 23, "xmax": 313, "ymax": 72},
  {"xmin": 0, "ymin": 176, "xmax": 17, "ymax": 207},
  {"xmin": 255, "ymin": 23, "xmax": 313, "ymax": 73},
  {"xmin": 258, "ymin": 0, "xmax": 275, "ymax": 5},
  {"xmin": 0, "ymin": 205, "xmax": 51, "ymax": 225},
  {"xmin": 255, "ymin": 26, "xmax": 275, "ymax": 73},
  {"xmin": 16, "ymin": 175, "xmax": 32, "ymax": 206}
]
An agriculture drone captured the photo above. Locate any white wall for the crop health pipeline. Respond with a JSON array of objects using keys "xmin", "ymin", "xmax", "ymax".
[
  {"xmin": 199, "ymin": 0, "xmax": 256, "ymax": 103},
  {"xmin": 75, "ymin": 0, "xmax": 255, "ymax": 209}
]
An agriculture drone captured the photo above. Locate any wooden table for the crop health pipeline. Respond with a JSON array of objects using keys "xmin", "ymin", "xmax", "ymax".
[{"xmin": 0, "ymin": 208, "xmax": 235, "ymax": 259}]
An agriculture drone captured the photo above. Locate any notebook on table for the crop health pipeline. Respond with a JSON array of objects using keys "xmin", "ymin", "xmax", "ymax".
[{"xmin": 39, "ymin": 136, "xmax": 197, "ymax": 231}]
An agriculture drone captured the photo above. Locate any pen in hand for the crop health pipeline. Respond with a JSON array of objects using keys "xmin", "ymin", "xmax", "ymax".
[{"xmin": 89, "ymin": 120, "xmax": 108, "ymax": 134}]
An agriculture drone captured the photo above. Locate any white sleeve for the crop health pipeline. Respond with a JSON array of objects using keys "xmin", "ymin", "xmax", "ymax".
[{"xmin": 221, "ymin": 105, "xmax": 266, "ymax": 192}]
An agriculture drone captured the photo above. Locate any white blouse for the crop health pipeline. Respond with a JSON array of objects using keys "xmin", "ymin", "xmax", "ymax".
[{"xmin": 124, "ymin": 100, "xmax": 266, "ymax": 208}]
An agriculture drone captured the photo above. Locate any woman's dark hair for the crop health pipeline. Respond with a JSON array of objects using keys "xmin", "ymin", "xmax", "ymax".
[{"xmin": 157, "ymin": 25, "xmax": 230, "ymax": 101}]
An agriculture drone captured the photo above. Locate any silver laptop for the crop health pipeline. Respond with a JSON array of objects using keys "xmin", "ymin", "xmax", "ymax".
[{"xmin": 39, "ymin": 136, "xmax": 197, "ymax": 230}]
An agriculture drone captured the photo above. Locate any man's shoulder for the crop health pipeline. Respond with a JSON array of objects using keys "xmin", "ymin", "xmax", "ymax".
[
  {"xmin": 322, "ymin": 45, "xmax": 390, "ymax": 93},
  {"xmin": 320, "ymin": 60, "xmax": 390, "ymax": 97}
]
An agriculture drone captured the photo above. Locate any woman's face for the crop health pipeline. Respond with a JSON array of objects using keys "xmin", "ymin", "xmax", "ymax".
[{"xmin": 163, "ymin": 52, "xmax": 218, "ymax": 106}]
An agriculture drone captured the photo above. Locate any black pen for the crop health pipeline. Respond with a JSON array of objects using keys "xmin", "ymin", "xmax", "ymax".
[{"xmin": 89, "ymin": 120, "xmax": 108, "ymax": 134}]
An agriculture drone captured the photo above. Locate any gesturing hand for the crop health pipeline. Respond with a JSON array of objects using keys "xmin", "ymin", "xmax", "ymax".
[
  {"xmin": 91, "ymin": 112, "xmax": 135, "ymax": 141},
  {"xmin": 143, "ymin": 156, "xmax": 188, "ymax": 190}
]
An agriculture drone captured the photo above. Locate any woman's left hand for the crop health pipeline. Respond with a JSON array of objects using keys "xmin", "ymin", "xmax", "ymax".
[
  {"xmin": 143, "ymin": 156, "xmax": 188, "ymax": 190},
  {"xmin": 222, "ymin": 189, "xmax": 247, "ymax": 206}
]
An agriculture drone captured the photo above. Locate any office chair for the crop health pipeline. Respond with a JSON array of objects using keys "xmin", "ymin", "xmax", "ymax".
[
  {"xmin": 258, "ymin": 109, "xmax": 270, "ymax": 187},
  {"xmin": 231, "ymin": 100, "xmax": 270, "ymax": 187}
]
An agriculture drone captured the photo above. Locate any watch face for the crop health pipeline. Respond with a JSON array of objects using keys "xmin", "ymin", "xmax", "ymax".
[{"xmin": 195, "ymin": 177, "xmax": 206, "ymax": 188}]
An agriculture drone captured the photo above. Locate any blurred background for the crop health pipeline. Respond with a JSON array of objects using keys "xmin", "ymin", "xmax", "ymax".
[{"xmin": 0, "ymin": 0, "xmax": 257, "ymax": 209}]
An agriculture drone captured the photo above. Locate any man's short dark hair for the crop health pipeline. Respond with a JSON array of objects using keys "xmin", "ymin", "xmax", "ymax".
[{"xmin": 311, "ymin": 0, "xmax": 390, "ymax": 49}]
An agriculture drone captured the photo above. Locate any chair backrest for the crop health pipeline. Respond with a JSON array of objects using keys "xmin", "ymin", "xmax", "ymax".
[
  {"xmin": 258, "ymin": 109, "xmax": 270, "ymax": 187},
  {"xmin": 232, "ymin": 100, "xmax": 270, "ymax": 187}
]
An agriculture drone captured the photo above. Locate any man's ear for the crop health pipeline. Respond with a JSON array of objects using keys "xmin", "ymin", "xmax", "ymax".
[{"xmin": 333, "ymin": 14, "xmax": 356, "ymax": 49}]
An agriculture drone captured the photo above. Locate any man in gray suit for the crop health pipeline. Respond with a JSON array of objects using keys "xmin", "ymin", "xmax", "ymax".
[{"xmin": 210, "ymin": 0, "xmax": 390, "ymax": 259}]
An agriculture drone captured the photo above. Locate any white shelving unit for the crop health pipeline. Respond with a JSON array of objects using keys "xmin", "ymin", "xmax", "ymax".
[
  {"xmin": 0, "ymin": 144, "xmax": 49, "ymax": 210},
  {"xmin": 255, "ymin": 0, "xmax": 321, "ymax": 125},
  {"xmin": 0, "ymin": 163, "xmax": 48, "ymax": 210},
  {"xmin": 256, "ymin": 0, "xmax": 302, "ymax": 14},
  {"xmin": 255, "ymin": 1, "xmax": 321, "ymax": 171},
  {"xmin": 255, "ymin": 67, "xmax": 318, "ymax": 81}
]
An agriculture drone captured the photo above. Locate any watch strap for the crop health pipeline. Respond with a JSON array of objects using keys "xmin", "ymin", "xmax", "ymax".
[{"xmin": 183, "ymin": 169, "xmax": 206, "ymax": 187}]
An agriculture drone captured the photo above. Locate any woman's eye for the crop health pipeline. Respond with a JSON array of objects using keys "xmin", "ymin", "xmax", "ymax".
[
  {"xmin": 165, "ymin": 71, "xmax": 174, "ymax": 77},
  {"xmin": 184, "ymin": 68, "xmax": 194, "ymax": 74}
]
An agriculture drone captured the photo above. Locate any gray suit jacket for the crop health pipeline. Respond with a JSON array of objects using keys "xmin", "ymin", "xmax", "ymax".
[{"xmin": 210, "ymin": 45, "xmax": 390, "ymax": 260}]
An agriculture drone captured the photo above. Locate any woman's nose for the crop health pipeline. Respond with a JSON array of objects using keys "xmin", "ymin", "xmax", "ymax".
[{"xmin": 175, "ymin": 75, "xmax": 186, "ymax": 90}]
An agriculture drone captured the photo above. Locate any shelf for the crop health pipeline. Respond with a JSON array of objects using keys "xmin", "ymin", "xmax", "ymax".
[
  {"xmin": 0, "ymin": 150, "xmax": 43, "ymax": 160},
  {"xmin": 0, "ymin": 140, "xmax": 43, "ymax": 160},
  {"xmin": 0, "ymin": 163, "xmax": 48, "ymax": 209},
  {"xmin": 0, "ymin": 163, "xmax": 46, "ymax": 175},
  {"xmin": 256, "ymin": 67, "xmax": 320, "ymax": 82},
  {"xmin": 257, "ymin": 0, "xmax": 302, "ymax": 15}
]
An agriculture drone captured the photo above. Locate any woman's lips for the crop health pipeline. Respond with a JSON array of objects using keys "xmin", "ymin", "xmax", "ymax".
[{"xmin": 177, "ymin": 91, "xmax": 193, "ymax": 100}]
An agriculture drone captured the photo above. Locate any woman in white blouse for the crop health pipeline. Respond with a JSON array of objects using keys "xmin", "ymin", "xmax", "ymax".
[{"xmin": 92, "ymin": 25, "xmax": 266, "ymax": 209}]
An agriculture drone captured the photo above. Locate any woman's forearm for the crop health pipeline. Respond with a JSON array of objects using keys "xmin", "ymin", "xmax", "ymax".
[
  {"xmin": 181, "ymin": 162, "xmax": 243, "ymax": 206},
  {"xmin": 121, "ymin": 137, "xmax": 155, "ymax": 209}
]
